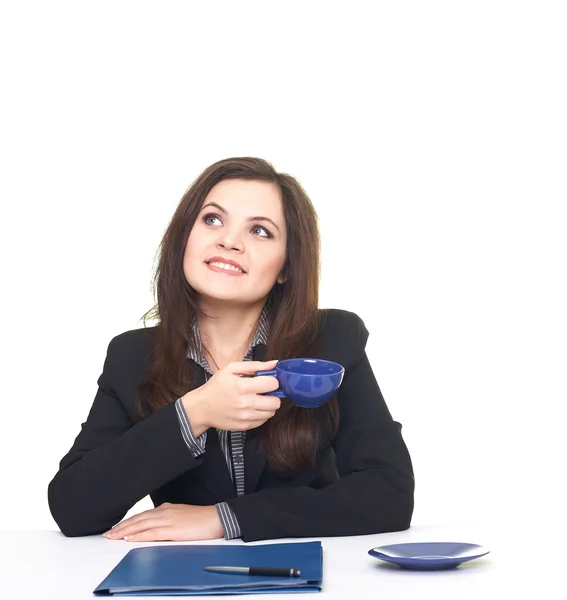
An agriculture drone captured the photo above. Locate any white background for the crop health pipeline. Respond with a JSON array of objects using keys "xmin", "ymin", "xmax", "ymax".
[{"xmin": 0, "ymin": 1, "xmax": 565, "ymax": 536}]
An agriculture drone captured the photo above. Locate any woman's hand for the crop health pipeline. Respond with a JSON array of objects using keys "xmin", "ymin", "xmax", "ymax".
[
  {"xmin": 103, "ymin": 503, "xmax": 225, "ymax": 542},
  {"xmin": 182, "ymin": 360, "xmax": 281, "ymax": 435}
]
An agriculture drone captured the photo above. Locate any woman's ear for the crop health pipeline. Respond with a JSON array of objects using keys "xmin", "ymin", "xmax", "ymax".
[{"xmin": 276, "ymin": 273, "xmax": 287, "ymax": 284}]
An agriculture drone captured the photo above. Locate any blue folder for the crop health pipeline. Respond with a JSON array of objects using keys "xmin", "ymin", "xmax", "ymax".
[{"xmin": 93, "ymin": 541, "xmax": 323, "ymax": 595}]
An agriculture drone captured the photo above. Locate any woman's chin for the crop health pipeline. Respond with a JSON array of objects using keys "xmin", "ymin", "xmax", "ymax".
[{"xmin": 196, "ymin": 290, "xmax": 260, "ymax": 306}]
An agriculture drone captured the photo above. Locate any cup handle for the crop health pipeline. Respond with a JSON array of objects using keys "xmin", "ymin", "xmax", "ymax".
[{"xmin": 256, "ymin": 369, "xmax": 286, "ymax": 398}]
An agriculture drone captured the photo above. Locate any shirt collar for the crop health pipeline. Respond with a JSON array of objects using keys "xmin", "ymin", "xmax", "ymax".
[{"xmin": 187, "ymin": 306, "xmax": 269, "ymax": 371}]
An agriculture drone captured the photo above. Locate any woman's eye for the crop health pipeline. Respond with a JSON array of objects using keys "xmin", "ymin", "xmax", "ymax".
[
  {"xmin": 204, "ymin": 214, "xmax": 222, "ymax": 226},
  {"xmin": 203, "ymin": 214, "xmax": 271, "ymax": 238},
  {"xmin": 251, "ymin": 225, "xmax": 272, "ymax": 238}
]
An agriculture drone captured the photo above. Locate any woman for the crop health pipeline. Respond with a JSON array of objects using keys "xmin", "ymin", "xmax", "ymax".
[{"xmin": 48, "ymin": 157, "xmax": 414, "ymax": 543}]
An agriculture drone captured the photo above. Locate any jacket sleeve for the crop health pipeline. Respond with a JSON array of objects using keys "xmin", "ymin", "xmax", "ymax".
[
  {"xmin": 226, "ymin": 313, "xmax": 415, "ymax": 542},
  {"xmin": 47, "ymin": 334, "xmax": 203, "ymax": 537}
]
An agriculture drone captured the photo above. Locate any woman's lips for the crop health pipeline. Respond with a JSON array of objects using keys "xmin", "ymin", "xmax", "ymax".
[
  {"xmin": 205, "ymin": 261, "xmax": 246, "ymax": 276},
  {"xmin": 205, "ymin": 256, "xmax": 246, "ymax": 272}
]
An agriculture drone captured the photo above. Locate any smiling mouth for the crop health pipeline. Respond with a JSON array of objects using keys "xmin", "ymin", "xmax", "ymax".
[{"xmin": 206, "ymin": 260, "xmax": 246, "ymax": 274}]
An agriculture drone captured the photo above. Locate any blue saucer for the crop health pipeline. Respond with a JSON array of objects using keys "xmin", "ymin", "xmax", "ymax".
[{"xmin": 368, "ymin": 542, "xmax": 490, "ymax": 570}]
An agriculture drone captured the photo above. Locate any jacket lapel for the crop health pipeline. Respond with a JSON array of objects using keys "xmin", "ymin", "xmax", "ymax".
[
  {"xmin": 244, "ymin": 344, "xmax": 269, "ymax": 493},
  {"xmin": 244, "ymin": 426, "xmax": 267, "ymax": 494},
  {"xmin": 188, "ymin": 352, "xmax": 269, "ymax": 499},
  {"xmin": 187, "ymin": 364, "xmax": 236, "ymax": 501},
  {"xmin": 192, "ymin": 428, "xmax": 238, "ymax": 501}
]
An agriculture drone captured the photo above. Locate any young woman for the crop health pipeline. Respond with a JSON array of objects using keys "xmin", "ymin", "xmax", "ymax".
[{"xmin": 48, "ymin": 157, "xmax": 414, "ymax": 543}]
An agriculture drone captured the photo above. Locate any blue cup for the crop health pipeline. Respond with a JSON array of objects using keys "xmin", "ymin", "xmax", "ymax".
[{"xmin": 256, "ymin": 358, "xmax": 345, "ymax": 408}]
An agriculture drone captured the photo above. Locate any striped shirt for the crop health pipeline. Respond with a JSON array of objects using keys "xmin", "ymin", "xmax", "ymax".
[{"xmin": 174, "ymin": 309, "xmax": 269, "ymax": 539}]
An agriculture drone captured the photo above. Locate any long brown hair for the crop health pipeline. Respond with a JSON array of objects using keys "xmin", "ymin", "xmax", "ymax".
[{"xmin": 139, "ymin": 157, "xmax": 338, "ymax": 476}]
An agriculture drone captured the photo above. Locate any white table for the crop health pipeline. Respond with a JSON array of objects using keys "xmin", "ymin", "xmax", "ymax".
[{"xmin": 0, "ymin": 524, "xmax": 559, "ymax": 598}]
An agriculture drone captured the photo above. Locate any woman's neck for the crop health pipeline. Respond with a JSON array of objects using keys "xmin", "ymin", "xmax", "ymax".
[{"xmin": 196, "ymin": 298, "xmax": 265, "ymax": 371}]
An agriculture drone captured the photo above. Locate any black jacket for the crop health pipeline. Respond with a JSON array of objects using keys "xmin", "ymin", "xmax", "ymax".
[{"xmin": 48, "ymin": 309, "xmax": 414, "ymax": 542}]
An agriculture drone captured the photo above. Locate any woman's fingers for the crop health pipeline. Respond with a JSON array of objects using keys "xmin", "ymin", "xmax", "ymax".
[
  {"xmin": 228, "ymin": 360, "xmax": 278, "ymax": 375},
  {"xmin": 241, "ymin": 374, "xmax": 281, "ymax": 394},
  {"xmin": 106, "ymin": 517, "xmax": 167, "ymax": 539},
  {"xmin": 106, "ymin": 503, "xmax": 172, "ymax": 537}
]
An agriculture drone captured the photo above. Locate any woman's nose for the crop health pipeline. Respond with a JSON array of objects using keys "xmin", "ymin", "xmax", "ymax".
[{"xmin": 216, "ymin": 228, "xmax": 244, "ymax": 252}]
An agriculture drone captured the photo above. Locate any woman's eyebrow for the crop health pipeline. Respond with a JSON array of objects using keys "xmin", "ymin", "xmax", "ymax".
[{"xmin": 201, "ymin": 202, "xmax": 280, "ymax": 232}]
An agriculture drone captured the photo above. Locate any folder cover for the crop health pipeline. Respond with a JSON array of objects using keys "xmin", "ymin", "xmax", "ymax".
[{"xmin": 93, "ymin": 541, "xmax": 323, "ymax": 595}]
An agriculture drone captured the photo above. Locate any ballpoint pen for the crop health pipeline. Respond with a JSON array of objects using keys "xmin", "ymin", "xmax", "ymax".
[{"xmin": 204, "ymin": 566, "xmax": 301, "ymax": 577}]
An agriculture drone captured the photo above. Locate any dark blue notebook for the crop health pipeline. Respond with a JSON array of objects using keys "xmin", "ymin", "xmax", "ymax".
[{"xmin": 93, "ymin": 541, "xmax": 323, "ymax": 595}]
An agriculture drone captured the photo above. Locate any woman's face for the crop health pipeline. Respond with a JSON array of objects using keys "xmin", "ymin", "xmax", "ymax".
[{"xmin": 183, "ymin": 179, "xmax": 287, "ymax": 306}]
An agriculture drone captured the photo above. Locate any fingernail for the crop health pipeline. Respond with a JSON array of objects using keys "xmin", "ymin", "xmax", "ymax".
[{"xmin": 124, "ymin": 536, "xmax": 131, "ymax": 541}]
